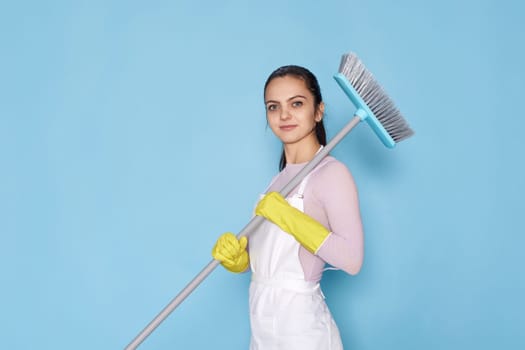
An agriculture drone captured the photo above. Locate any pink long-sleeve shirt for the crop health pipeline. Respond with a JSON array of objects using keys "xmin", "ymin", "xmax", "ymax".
[{"xmin": 263, "ymin": 156, "xmax": 364, "ymax": 282}]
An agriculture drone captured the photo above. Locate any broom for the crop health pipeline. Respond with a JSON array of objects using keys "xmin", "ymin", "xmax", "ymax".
[{"xmin": 125, "ymin": 52, "xmax": 414, "ymax": 349}]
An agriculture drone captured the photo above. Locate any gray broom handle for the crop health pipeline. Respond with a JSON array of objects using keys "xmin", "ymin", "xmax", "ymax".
[{"xmin": 125, "ymin": 115, "xmax": 362, "ymax": 350}]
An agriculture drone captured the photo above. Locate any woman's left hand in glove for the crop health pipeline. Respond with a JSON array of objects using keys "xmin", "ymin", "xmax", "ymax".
[{"xmin": 255, "ymin": 191, "xmax": 330, "ymax": 254}]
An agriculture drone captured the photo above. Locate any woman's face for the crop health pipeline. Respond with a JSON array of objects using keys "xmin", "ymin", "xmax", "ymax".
[{"xmin": 264, "ymin": 75, "xmax": 323, "ymax": 146}]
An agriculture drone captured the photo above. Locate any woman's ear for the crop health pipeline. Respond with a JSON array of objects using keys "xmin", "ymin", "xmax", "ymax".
[{"xmin": 315, "ymin": 102, "xmax": 325, "ymax": 122}]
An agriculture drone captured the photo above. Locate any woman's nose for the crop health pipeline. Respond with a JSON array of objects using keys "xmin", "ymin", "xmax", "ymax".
[{"xmin": 279, "ymin": 107, "xmax": 291, "ymax": 120}]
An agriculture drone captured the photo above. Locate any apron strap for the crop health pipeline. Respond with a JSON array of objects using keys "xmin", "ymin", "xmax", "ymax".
[{"xmin": 296, "ymin": 146, "xmax": 333, "ymax": 197}]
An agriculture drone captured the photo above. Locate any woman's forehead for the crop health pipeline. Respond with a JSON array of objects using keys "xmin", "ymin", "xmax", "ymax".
[{"xmin": 265, "ymin": 76, "xmax": 310, "ymax": 101}]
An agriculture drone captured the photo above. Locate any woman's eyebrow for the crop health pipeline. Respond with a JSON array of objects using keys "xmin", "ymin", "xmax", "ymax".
[
  {"xmin": 265, "ymin": 95, "xmax": 307, "ymax": 104},
  {"xmin": 287, "ymin": 95, "xmax": 307, "ymax": 101}
]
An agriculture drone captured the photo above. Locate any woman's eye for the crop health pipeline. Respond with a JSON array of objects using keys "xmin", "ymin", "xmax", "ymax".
[
  {"xmin": 292, "ymin": 101, "xmax": 303, "ymax": 107},
  {"xmin": 267, "ymin": 104, "xmax": 278, "ymax": 111}
]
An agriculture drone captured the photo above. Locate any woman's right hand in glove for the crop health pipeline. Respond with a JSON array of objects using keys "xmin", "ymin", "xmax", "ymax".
[{"xmin": 212, "ymin": 232, "xmax": 249, "ymax": 273}]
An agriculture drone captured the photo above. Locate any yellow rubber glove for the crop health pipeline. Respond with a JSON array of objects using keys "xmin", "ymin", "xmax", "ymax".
[
  {"xmin": 255, "ymin": 192, "xmax": 330, "ymax": 254},
  {"xmin": 212, "ymin": 232, "xmax": 249, "ymax": 273}
]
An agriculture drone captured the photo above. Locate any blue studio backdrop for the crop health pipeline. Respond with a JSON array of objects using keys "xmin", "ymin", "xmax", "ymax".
[{"xmin": 1, "ymin": 0, "xmax": 524, "ymax": 349}]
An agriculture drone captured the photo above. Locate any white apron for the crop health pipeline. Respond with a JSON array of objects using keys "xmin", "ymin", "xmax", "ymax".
[{"xmin": 249, "ymin": 163, "xmax": 343, "ymax": 350}]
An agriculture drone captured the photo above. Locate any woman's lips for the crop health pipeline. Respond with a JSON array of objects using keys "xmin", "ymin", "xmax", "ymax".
[{"xmin": 280, "ymin": 125, "xmax": 297, "ymax": 131}]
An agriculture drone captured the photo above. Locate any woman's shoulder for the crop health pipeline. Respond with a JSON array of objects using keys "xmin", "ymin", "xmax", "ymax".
[
  {"xmin": 314, "ymin": 156, "xmax": 353, "ymax": 179},
  {"xmin": 309, "ymin": 156, "xmax": 358, "ymax": 200}
]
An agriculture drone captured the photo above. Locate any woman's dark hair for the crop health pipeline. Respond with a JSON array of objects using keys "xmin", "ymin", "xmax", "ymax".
[{"xmin": 264, "ymin": 65, "xmax": 327, "ymax": 171}]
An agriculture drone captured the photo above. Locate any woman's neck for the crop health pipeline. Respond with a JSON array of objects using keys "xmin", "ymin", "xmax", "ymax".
[{"xmin": 284, "ymin": 136, "xmax": 321, "ymax": 165}]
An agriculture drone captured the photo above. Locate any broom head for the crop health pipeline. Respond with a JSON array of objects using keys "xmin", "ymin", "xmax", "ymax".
[{"xmin": 333, "ymin": 52, "xmax": 414, "ymax": 148}]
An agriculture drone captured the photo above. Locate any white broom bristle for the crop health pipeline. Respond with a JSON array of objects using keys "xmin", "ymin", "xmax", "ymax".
[{"xmin": 339, "ymin": 53, "xmax": 414, "ymax": 143}]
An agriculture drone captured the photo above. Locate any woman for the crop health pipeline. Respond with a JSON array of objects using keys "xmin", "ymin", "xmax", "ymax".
[{"xmin": 212, "ymin": 65, "xmax": 364, "ymax": 349}]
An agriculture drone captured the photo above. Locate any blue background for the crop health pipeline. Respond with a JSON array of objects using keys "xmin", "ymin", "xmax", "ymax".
[{"xmin": 1, "ymin": 0, "xmax": 524, "ymax": 349}]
